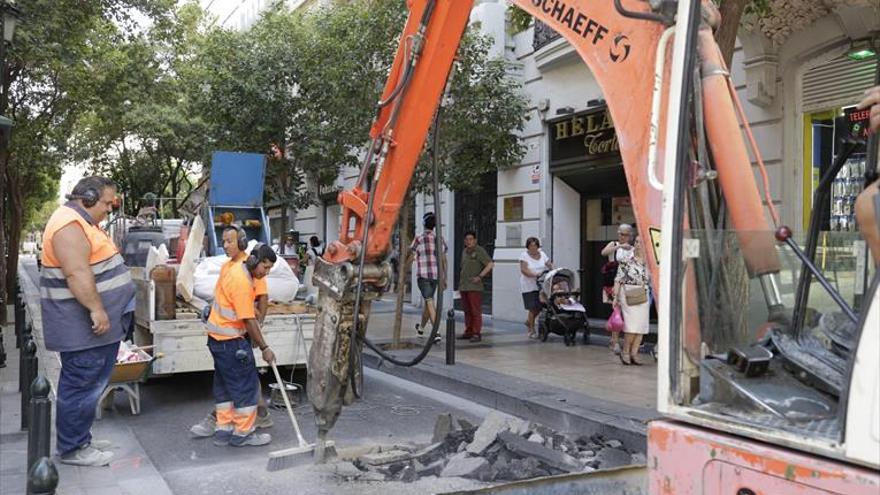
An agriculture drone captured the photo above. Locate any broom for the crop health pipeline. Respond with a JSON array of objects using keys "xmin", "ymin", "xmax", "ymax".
[{"xmin": 265, "ymin": 360, "xmax": 316, "ymax": 471}]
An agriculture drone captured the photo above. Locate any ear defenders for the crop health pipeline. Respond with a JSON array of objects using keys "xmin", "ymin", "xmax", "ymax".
[
  {"xmin": 245, "ymin": 243, "xmax": 262, "ymax": 271},
  {"xmin": 66, "ymin": 187, "xmax": 100, "ymax": 208},
  {"xmin": 234, "ymin": 226, "xmax": 248, "ymax": 252}
]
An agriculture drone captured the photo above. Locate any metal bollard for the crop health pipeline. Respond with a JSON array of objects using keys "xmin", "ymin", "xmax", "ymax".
[
  {"xmin": 27, "ymin": 457, "xmax": 59, "ymax": 495},
  {"xmin": 21, "ymin": 339, "xmax": 38, "ymax": 430},
  {"xmin": 445, "ymin": 309, "xmax": 455, "ymax": 365},
  {"xmin": 15, "ymin": 290, "xmax": 25, "ymax": 349},
  {"xmin": 28, "ymin": 375, "xmax": 52, "ymax": 473},
  {"xmin": 0, "ymin": 323, "xmax": 6, "ymax": 368}
]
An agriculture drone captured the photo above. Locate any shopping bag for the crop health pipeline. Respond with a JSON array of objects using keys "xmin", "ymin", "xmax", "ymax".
[{"xmin": 606, "ymin": 306, "xmax": 625, "ymax": 332}]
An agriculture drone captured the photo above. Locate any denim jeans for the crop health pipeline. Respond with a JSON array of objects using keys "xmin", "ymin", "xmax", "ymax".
[{"xmin": 56, "ymin": 341, "xmax": 119, "ymax": 455}]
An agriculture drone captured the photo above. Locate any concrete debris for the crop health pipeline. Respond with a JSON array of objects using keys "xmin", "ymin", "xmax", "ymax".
[
  {"xmin": 597, "ymin": 447, "xmax": 631, "ymax": 468},
  {"xmin": 347, "ymin": 411, "xmax": 642, "ymax": 484},
  {"xmin": 440, "ymin": 453, "xmax": 489, "ymax": 478},
  {"xmin": 604, "ymin": 439, "xmax": 623, "ymax": 449},
  {"xmin": 497, "ymin": 431, "xmax": 580, "ymax": 473},
  {"xmin": 360, "ymin": 449, "xmax": 413, "ymax": 466},
  {"xmin": 466, "ymin": 411, "xmax": 515, "ymax": 455},
  {"xmin": 432, "ymin": 413, "xmax": 454, "ymax": 443}
]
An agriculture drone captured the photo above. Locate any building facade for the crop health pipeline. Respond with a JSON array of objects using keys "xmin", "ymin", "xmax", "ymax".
[{"xmin": 289, "ymin": 0, "xmax": 879, "ymax": 322}]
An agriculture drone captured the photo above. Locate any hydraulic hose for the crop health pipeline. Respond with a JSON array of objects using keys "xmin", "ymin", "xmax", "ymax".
[{"xmin": 356, "ymin": 105, "xmax": 446, "ymax": 368}]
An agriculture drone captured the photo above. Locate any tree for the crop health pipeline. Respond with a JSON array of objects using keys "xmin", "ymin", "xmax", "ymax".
[{"xmin": 1, "ymin": 0, "xmax": 172, "ymax": 323}]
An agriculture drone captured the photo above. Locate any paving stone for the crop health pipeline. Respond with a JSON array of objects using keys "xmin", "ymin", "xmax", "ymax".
[
  {"xmin": 467, "ymin": 411, "xmax": 514, "ymax": 455},
  {"xmin": 359, "ymin": 449, "xmax": 413, "ymax": 466},
  {"xmin": 597, "ymin": 447, "xmax": 632, "ymax": 468},
  {"xmin": 440, "ymin": 453, "xmax": 489, "ymax": 479},
  {"xmin": 497, "ymin": 431, "xmax": 580, "ymax": 473},
  {"xmin": 432, "ymin": 413, "xmax": 454, "ymax": 443}
]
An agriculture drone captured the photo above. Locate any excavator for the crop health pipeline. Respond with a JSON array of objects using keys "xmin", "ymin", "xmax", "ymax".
[{"xmin": 306, "ymin": 0, "xmax": 880, "ymax": 491}]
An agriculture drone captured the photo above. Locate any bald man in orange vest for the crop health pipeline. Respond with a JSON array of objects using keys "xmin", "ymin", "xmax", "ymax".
[{"xmin": 40, "ymin": 176, "xmax": 136, "ymax": 466}]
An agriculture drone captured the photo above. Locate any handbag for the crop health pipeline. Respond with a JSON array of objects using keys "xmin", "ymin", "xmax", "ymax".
[
  {"xmin": 625, "ymin": 286, "xmax": 648, "ymax": 306},
  {"xmin": 606, "ymin": 306, "xmax": 624, "ymax": 332}
]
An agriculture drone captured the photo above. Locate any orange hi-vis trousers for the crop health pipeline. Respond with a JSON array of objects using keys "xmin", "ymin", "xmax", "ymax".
[{"xmin": 208, "ymin": 336, "xmax": 258, "ymax": 438}]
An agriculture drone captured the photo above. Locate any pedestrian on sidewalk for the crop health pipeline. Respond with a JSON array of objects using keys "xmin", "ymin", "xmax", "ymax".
[
  {"xmin": 40, "ymin": 176, "xmax": 136, "ymax": 467},
  {"xmin": 408, "ymin": 212, "xmax": 447, "ymax": 342},
  {"xmin": 612, "ymin": 235, "xmax": 650, "ymax": 366},
  {"xmin": 519, "ymin": 237, "xmax": 552, "ymax": 339},
  {"xmin": 600, "ymin": 224, "xmax": 635, "ymax": 354},
  {"xmin": 205, "ymin": 244, "xmax": 277, "ymax": 447},
  {"xmin": 457, "ymin": 231, "xmax": 494, "ymax": 343},
  {"xmin": 190, "ymin": 227, "xmax": 274, "ymax": 438}
]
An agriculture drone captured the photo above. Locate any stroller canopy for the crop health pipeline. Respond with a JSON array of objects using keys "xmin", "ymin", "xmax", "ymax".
[{"xmin": 540, "ymin": 268, "xmax": 579, "ymax": 299}]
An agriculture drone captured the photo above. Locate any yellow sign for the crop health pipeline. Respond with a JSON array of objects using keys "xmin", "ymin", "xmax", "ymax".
[{"xmin": 648, "ymin": 227, "xmax": 662, "ymax": 265}]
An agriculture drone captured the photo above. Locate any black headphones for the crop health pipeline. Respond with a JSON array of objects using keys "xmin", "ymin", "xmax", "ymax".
[
  {"xmin": 245, "ymin": 243, "xmax": 262, "ymax": 271},
  {"xmin": 66, "ymin": 187, "xmax": 100, "ymax": 208},
  {"xmin": 233, "ymin": 226, "xmax": 247, "ymax": 252}
]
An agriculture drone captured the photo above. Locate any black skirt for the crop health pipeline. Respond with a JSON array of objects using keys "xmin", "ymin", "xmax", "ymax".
[{"xmin": 521, "ymin": 290, "xmax": 540, "ymax": 312}]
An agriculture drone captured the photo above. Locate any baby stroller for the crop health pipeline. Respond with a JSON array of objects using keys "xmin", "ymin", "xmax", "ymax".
[{"xmin": 536, "ymin": 268, "xmax": 589, "ymax": 346}]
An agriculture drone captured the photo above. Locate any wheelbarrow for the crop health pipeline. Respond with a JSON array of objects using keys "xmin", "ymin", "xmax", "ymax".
[{"xmin": 96, "ymin": 346, "xmax": 162, "ymax": 419}]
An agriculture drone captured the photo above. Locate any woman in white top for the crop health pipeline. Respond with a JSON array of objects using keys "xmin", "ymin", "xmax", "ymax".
[
  {"xmin": 600, "ymin": 223, "xmax": 634, "ymax": 353},
  {"xmin": 519, "ymin": 237, "xmax": 553, "ymax": 339},
  {"xmin": 613, "ymin": 235, "xmax": 650, "ymax": 365}
]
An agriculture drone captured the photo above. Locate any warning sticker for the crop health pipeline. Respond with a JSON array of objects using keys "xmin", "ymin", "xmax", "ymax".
[{"xmin": 648, "ymin": 227, "xmax": 662, "ymax": 265}]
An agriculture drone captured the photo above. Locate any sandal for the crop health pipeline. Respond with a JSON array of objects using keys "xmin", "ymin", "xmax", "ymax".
[{"xmin": 618, "ymin": 353, "xmax": 631, "ymax": 365}]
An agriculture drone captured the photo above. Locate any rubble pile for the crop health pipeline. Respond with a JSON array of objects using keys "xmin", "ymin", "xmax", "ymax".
[{"xmin": 334, "ymin": 412, "xmax": 643, "ymax": 484}]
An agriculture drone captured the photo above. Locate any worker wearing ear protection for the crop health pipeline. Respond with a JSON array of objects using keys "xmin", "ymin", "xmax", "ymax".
[
  {"xmin": 190, "ymin": 226, "xmax": 274, "ymax": 438},
  {"xmin": 206, "ymin": 243, "xmax": 277, "ymax": 447}
]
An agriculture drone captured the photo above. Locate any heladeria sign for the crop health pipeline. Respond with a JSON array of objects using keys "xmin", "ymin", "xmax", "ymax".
[{"xmin": 549, "ymin": 106, "xmax": 620, "ymax": 165}]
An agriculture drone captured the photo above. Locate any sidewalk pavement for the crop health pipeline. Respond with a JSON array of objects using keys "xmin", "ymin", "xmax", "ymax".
[
  {"xmin": 363, "ymin": 297, "xmax": 658, "ymax": 410},
  {"xmin": 2, "ymin": 293, "xmax": 173, "ymax": 495}
]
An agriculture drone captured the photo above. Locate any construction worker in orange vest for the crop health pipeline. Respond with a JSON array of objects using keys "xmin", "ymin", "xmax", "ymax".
[
  {"xmin": 40, "ymin": 176, "xmax": 136, "ymax": 466},
  {"xmin": 206, "ymin": 243, "xmax": 278, "ymax": 446},
  {"xmin": 190, "ymin": 226, "xmax": 274, "ymax": 438}
]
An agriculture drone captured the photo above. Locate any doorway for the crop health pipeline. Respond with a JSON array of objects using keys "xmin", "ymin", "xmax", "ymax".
[{"xmin": 454, "ymin": 172, "xmax": 497, "ymax": 313}]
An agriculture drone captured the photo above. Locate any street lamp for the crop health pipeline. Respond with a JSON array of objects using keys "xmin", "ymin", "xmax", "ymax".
[{"xmin": 1, "ymin": 0, "xmax": 18, "ymax": 43}]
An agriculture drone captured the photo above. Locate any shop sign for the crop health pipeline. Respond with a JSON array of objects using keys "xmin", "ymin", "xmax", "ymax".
[
  {"xmin": 844, "ymin": 106, "xmax": 870, "ymax": 141},
  {"xmin": 319, "ymin": 183, "xmax": 342, "ymax": 202},
  {"xmin": 549, "ymin": 106, "xmax": 620, "ymax": 166}
]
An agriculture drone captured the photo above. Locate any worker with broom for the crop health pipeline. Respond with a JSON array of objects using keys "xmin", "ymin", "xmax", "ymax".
[
  {"xmin": 190, "ymin": 227, "xmax": 274, "ymax": 438},
  {"xmin": 206, "ymin": 243, "xmax": 277, "ymax": 447}
]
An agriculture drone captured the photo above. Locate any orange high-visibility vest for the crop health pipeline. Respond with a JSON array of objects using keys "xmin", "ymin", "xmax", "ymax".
[
  {"xmin": 207, "ymin": 263, "xmax": 257, "ymax": 340},
  {"xmin": 40, "ymin": 203, "xmax": 135, "ymax": 352}
]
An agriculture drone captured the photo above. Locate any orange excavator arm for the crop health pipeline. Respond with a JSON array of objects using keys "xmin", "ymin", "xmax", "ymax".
[{"xmin": 308, "ymin": 0, "xmax": 784, "ymax": 458}]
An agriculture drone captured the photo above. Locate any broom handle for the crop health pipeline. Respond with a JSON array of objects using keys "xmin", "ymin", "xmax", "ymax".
[{"xmin": 270, "ymin": 360, "xmax": 307, "ymax": 446}]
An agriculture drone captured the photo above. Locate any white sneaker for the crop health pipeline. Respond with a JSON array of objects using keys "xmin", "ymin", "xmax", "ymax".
[
  {"xmin": 59, "ymin": 445, "xmax": 114, "ymax": 467},
  {"xmin": 90, "ymin": 439, "xmax": 113, "ymax": 451}
]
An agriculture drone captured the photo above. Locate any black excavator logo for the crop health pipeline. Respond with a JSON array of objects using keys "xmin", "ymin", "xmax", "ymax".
[{"xmin": 610, "ymin": 34, "xmax": 631, "ymax": 63}]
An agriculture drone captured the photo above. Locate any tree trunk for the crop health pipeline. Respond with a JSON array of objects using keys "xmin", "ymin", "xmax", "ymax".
[
  {"xmin": 4, "ymin": 168, "xmax": 23, "ymax": 320},
  {"xmin": 0, "ymin": 155, "xmax": 7, "ymax": 325},
  {"xmin": 715, "ymin": 0, "xmax": 749, "ymax": 68},
  {"xmin": 391, "ymin": 194, "xmax": 412, "ymax": 349}
]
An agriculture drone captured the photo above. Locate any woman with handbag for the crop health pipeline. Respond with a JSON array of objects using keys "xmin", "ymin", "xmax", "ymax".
[
  {"xmin": 600, "ymin": 224, "xmax": 634, "ymax": 354},
  {"xmin": 612, "ymin": 235, "xmax": 650, "ymax": 365}
]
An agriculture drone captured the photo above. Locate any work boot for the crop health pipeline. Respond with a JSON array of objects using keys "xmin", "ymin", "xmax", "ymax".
[
  {"xmin": 59, "ymin": 445, "xmax": 114, "ymax": 467},
  {"xmin": 190, "ymin": 414, "xmax": 217, "ymax": 438},
  {"xmin": 212, "ymin": 429, "xmax": 232, "ymax": 447},
  {"xmin": 255, "ymin": 410, "xmax": 273, "ymax": 429},
  {"xmin": 230, "ymin": 432, "xmax": 272, "ymax": 447}
]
